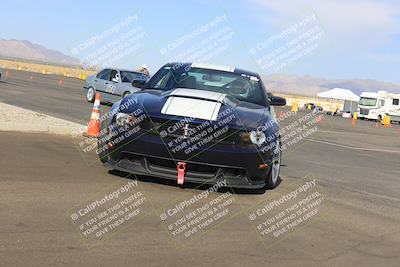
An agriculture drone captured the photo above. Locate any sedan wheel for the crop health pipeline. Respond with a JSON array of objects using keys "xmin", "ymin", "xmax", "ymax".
[{"xmin": 86, "ymin": 87, "xmax": 95, "ymax": 102}]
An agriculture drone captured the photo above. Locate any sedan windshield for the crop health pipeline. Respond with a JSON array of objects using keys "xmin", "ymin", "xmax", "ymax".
[
  {"xmin": 145, "ymin": 66, "xmax": 266, "ymax": 106},
  {"xmin": 359, "ymin": 97, "xmax": 377, "ymax": 106}
]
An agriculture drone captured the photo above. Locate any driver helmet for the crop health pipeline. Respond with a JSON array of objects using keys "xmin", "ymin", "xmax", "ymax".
[
  {"xmin": 229, "ymin": 77, "xmax": 250, "ymax": 97},
  {"xmin": 112, "ymin": 72, "xmax": 120, "ymax": 82}
]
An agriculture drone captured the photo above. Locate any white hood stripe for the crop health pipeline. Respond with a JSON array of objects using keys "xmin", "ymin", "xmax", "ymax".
[
  {"xmin": 170, "ymin": 88, "xmax": 226, "ymax": 103},
  {"xmin": 161, "ymin": 89, "xmax": 225, "ymax": 121}
]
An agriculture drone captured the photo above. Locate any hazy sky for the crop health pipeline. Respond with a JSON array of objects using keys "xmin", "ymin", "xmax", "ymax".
[{"xmin": 1, "ymin": 0, "xmax": 399, "ymax": 83}]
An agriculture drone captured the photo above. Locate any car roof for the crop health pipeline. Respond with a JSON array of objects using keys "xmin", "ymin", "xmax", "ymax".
[{"xmin": 164, "ymin": 62, "xmax": 260, "ymax": 77}]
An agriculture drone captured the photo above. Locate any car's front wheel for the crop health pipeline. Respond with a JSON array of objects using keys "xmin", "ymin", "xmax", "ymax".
[
  {"xmin": 265, "ymin": 138, "xmax": 282, "ymax": 189},
  {"xmin": 86, "ymin": 87, "xmax": 96, "ymax": 103}
]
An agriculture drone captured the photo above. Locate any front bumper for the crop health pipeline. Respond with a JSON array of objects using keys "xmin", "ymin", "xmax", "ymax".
[{"xmin": 102, "ymin": 128, "xmax": 273, "ymax": 189}]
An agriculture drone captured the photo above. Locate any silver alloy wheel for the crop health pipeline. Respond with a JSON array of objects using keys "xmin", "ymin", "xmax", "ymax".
[
  {"xmin": 271, "ymin": 140, "xmax": 281, "ymax": 184},
  {"xmin": 87, "ymin": 88, "xmax": 95, "ymax": 101}
]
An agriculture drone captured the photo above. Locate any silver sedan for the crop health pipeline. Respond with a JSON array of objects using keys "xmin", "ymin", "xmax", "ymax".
[{"xmin": 84, "ymin": 68, "xmax": 149, "ymax": 103}]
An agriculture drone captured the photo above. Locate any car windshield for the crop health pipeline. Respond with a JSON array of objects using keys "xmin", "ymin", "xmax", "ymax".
[
  {"xmin": 120, "ymin": 71, "xmax": 147, "ymax": 83},
  {"xmin": 359, "ymin": 97, "xmax": 377, "ymax": 106},
  {"xmin": 145, "ymin": 66, "xmax": 266, "ymax": 106}
]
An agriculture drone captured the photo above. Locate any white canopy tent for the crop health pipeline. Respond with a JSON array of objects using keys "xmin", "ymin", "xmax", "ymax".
[
  {"xmin": 317, "ymin": 88, "xmax": 360, "ymax": 102},
  {"xmin": 317, "ymin": 88, "xmax": 360, "ymax": 114}
]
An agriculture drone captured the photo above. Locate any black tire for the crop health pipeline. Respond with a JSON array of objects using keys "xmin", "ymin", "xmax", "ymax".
[
  {"xmin": 377, "ymin": 115, "xmax": 382, "ymax": 122},
  {"xmin": 265, "ymin": 138, "xmax": 282, "ymax": 189},
  {"xmin": 86, "ymin": 87, "xmax": 96, "ymax": 103}
]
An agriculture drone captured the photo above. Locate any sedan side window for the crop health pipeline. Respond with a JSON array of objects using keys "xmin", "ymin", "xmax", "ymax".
[
  {"xmin": 99, "ymin": 69, "xmax": 111, "ymax": 80},
  {"xmin": 96, "ymin": 69, "xmax": 105, "ymax": 79}
]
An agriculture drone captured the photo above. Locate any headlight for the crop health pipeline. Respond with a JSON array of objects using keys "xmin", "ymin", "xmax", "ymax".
[
  {"xmin": 249, "ymin": 130, "xmax": 266, "ymax": 146},
  {"xmin": 115, "ymin": 113, "xmax": 135, "ymax": 127}
]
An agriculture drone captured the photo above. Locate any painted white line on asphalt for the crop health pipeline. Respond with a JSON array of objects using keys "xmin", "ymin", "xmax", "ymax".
[
  {"xmin": 304, "ymin": 138, "xmax": 400, "ymax": 154},
  {"xmin": 317, "ymin": 129, "xmax": 398, "ymax": 136},
  {"xmin": 320, "ymin": 180, "xmax": 400, "ymax": 203},
  {"xmin": 317, "ymin": 130, "xmax": 379, "ymax": 135}
]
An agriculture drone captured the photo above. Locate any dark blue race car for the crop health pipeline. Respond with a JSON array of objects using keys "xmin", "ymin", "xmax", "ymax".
[{"xmin": 98, "ymin": 63, "xmax": 286, "ymax": 189}]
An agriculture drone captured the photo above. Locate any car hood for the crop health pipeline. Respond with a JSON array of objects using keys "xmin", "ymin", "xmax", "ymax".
[{"xmin": 115, "ymin": 88, "xmax": 267, "ymax": 130}]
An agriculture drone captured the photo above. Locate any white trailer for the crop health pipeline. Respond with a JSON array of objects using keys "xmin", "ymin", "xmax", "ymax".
[{"xmin": 358, "ymin": 91, "xmax": 400, "ymax": 122}]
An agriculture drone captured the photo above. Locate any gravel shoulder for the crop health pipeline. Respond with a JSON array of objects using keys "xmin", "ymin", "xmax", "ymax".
[{"xmin": 0, "ymin": 101, "xmax": 86, "ymax": 135}]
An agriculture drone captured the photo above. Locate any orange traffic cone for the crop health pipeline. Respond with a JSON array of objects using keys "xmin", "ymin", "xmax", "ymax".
[
  {"xmin": 86, "ymin": 93, "xmax": 101, "ymax": 137},
  {"xmin": 58, "ymin": 79, "xmax": 64, "ymax": 85},
  {"xmin": 5, "ymin": 70, "xmax": 9, "ymax": 77}
]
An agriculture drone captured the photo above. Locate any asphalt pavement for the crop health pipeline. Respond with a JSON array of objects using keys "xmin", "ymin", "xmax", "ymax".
[
  {"xmin": 0, "ymin": 70, "xmax": 399, "ymax": 266},
  {"xmin": 0, "ymin": 69, "xmax": 94, "ymax": 124}
]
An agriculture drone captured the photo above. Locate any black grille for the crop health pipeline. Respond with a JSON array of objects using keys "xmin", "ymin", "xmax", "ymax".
[
  {"xmin": 122, "ymin": 153, "xmax": 247, "ymax": 177},
  {"xmin": 155, "ymin": 119, "xmax": 189, "ymax": 136},
  {"xmin": 142, "ymin": 117, "xmax": 238, "ymax": 145}
]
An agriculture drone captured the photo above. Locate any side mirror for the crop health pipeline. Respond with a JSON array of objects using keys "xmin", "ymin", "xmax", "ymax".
[
  {"xmin": 131, "ymin": 79, "xmax": 146, "ymax": 89},
  {"xmin": 269, "ymin": 96, "xmax": 286, "ymax": 106}
]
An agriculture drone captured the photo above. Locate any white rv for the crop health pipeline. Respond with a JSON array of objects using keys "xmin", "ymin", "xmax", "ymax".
[{"xmin": 358, "ymin": 91, "xmax": 400, "ymax": 122}]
